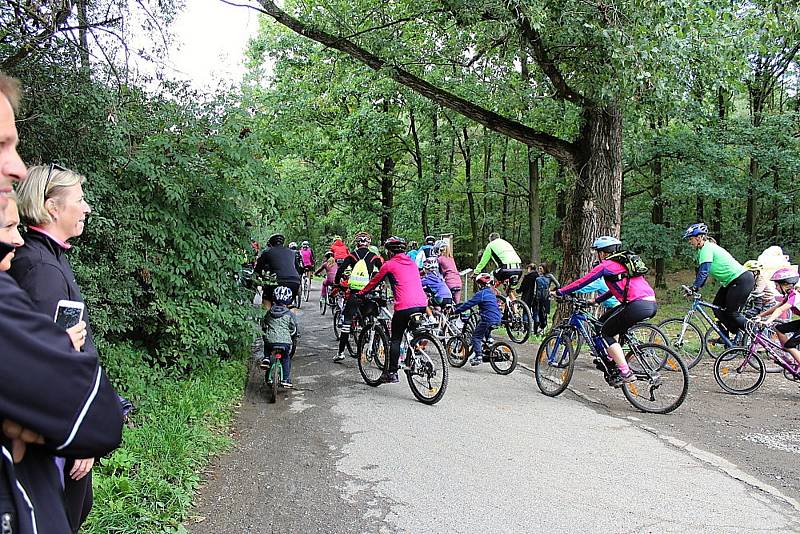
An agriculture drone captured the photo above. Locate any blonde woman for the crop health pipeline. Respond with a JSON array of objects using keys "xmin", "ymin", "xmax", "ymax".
[
  {"xmin": 435, "ymin": 240, "xmax": 462, "ymax": 303},
  {"xmin": 9, "ymin": 164, "xmax": 96, "ymax": 533}
]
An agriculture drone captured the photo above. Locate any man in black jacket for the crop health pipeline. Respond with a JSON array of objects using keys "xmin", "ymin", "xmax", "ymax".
[
  {"xmin": 332, "ymin": 232, "xmax": 383, "ymax": 362},
  {"xmin": 254, "ymin": 233, "xmax": 302, "ymax": 304},
  {"xmin": 0, "ymin": 72, "xmax": 124, "ymax": 534}
]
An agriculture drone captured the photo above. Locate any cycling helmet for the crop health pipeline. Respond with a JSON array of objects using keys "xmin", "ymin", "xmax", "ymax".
[
  {"xmin": 423, "ymin": 257, "xmax": 439, "ymax": 271},
  {"xmin": 273, "ymin": 286, "xmax": 293, "ymax": 305},
  {"xmin": 771, "ymin": 267, "xmax": 799, "ymax": 285},
  {"xmin": 268, "ymin": 233, "xmax": 285, "ymax": 247},
  {"xmin": 355, "ymin": 231, "xmax": 372, "ymax": 247},
  {"xmin": 301, "ymin": 240, "xmax": 310, "ymax": 248},
  {"xmin": 288, "ymin": 241, "xmax": 298, "ymax": 250},
  {"xmin": 743, "ymin": 260, "xmax": 763, "ymax": 272},
  {"xmin": 324, "ymin": 251, "xmax": 334, "ymax": 258},
  {"xmin": 682, "ymin": 223, "xmax": 708, "ymax": 239},
  {"xmin": 425, "ymin": 235, "xmax": 435, "ymax": 244},
  {"xmin": 475, "ymin": 272, "xmax": 493, "ymax": 286},
  {"xmin": 433, "ymin": 240, "xmax": 447, "ymax": 255},
  {"xmin": 384, "ymin": 236, "xmax": 407, "ymax": 254},
  {"xmin": 591, "ymin": 236, "xmax": 622, "ymax": 253}
]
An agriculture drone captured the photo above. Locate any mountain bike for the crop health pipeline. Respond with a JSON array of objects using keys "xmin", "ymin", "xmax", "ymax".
[
  {"xmin": 357, "ymin": 298, "xmax": 448, "ymax": 405},
  {"xmin": 535, "ymin": 296, "xmax": 688, "ymax": 414},
  {"xmin": 714, "ymin": 319, "xmax": 800, "ymax": 395},
  {"xmin": 658, "ymin": 285, "xmax": 751, "ymax": 369},
  {"xmin": 427, "ymin": 304, "xmax": 470, "ymax": 367},
  {"xmin": 492, "ymin": 276, "xmax": 532, "ymax": 343},
  {"xmin": 445, "ymin": 311, "xmax": 517, "ymax": 375}
]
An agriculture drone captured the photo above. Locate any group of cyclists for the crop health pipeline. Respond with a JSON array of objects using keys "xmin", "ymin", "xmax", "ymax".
[{"xmin": 249, "ymin": 221, "xmax": 799, "ymax": 394}]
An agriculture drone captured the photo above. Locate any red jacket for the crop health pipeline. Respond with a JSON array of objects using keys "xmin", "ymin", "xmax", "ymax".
[{"xmin": 330, "ymin": 239, "xmax": 349, "ymax": 260}]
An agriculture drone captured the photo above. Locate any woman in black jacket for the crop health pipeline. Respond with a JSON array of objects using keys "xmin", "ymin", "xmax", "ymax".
[{"xmin": 9, "ymin": 164, "xmax": 97, "ymax": 533}]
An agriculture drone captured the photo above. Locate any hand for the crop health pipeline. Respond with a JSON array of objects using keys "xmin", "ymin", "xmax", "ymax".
[
  {"xmin": 588, "ymin": 299, "xmax": 597, "ymax": 305},
  {"xmin": 66, "ymin": 321, "xmax": 88, "ymax": 351},
  {"xmin": 2, "ymin": 419, "xmax": 44, "ymax": 463},
  {"xmin": 69, "ymin": 457, "xmax": 95, "ymax": 481}
]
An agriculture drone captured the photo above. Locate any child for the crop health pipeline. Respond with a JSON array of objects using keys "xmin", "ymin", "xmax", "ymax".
[
  {"xmin": 453, "ymin": 273, "xmax": 502, "ymax": 366},
  {"xmin": 421, "ymin": 257, "xmax": 452, "ymax": 308},
  {"xmin": 759, "ymin": 267, "xmax": 800, "ymax": 368},
  {"xmin": 315, "ymin": 251, "xmax": 338, "ymax": 300},
  {"xmin": 260, "ymin": 285, "xmax": 301, "ymax": 387}
]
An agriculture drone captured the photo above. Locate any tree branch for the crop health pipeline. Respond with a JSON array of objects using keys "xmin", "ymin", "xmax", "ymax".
[{"xmin": 252, "ymin": 0, "xmax": 579, "ymax": 168}]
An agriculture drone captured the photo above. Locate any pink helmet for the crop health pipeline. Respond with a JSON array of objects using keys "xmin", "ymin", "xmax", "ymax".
[{"xmin": 770, "ymin": 267, "xmax": 799, "ymax": 285}]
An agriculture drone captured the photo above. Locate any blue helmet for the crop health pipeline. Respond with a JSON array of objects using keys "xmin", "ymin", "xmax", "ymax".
[
  {"xmin": 273, "ymin": 286, "xmax": 293, "ymax": 305},
  {"xmin": 591, "ymin": 236, "xmax": 622, "ymax": 252},
  {"xmin": 682, "ymin": 223, "xmax": 708, "ymax": 239}
]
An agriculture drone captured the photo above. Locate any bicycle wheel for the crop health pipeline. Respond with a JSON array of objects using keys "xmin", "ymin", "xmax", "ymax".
[
  {"xmin": 534, "ymin": 333, "xmax": 575, "ymax": 397},
  {"xmin": 319, "ymin": 295, "xmax": 327, "ymax": 315},
  {"xmin": 357, "ymin": 326, "xmax": 388, "ymax": 387},
  {"xmin": 703, "ymin": 326, "xmax": 733, "ymax": 361},
  {"xmin": 713, "ymin": 348, "xmax": 766, "ymax": 395},
  {"xmin": 303, "ymin": 276, "xmax": 311, "ymax": 302},
  {"xmin": 445, "ymin": 334, "xmax": 469, "ymax": 367},
  {"xmin": 406, "ymin": 332, "xmax": 448, "ymax": 405},
  {"xmin": 625, "ymin": 323, "xmax": 669, "ymax": 371},
  {"xmin": 657, "ymin": 318, "xmax": 704, "ymax": 369},
  {"xmin": 333, "ymin": 309, "xmax": 342, "ymax": 339},
  {"xmin": 266, "ymin": 364, "xmax": 280, "ymax": 404},
  {"xmin": 489, "ymin": 341, "xmax": 517, "ymax": 375},
  {"xmin": 621, "ymin": 344, "xmax": 688, "ymax": 414},
  {"xmin": 505, "ymin": 300, "xmax": 532, "ymax": 344}
]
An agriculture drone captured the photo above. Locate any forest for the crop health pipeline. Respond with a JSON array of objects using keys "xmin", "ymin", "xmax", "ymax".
[{"xmin": 1, "ymin": 0, "xmax": 798, "ymax": 531}]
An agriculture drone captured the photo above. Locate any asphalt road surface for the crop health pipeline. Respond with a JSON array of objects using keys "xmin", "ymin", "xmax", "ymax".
[{"xmin": 188, "ymin": 285, "xmax": 800, "ymax": 533}]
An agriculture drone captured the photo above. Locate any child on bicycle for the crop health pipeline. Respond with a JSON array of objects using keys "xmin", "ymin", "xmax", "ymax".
[
  {"xmin": 260, "ymin": 286, "xmax": 300, "ymax": 388},
  {"xmin": 758, "ymin": 267, "xmax": 800, "ymax": 368},
  {"xmin": 421, "ymin": 257, "xmax": 452, "ymax": 308},
  {"xmin": 315, "ymin": 251, "xmax": 337, "ymax": 300},
  {"xmin": 453, "ymin": 272, "xmax": 502, "ymax": 366}
]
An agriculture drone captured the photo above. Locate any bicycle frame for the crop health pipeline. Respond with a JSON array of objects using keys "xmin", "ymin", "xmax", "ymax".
[
  {"xmin": 741, "ymin": 326, "xmax": 800, "ymax": 378},
  {"xmin": 683, "ymin": 296, "xmax": 735, "ymax": 348}
]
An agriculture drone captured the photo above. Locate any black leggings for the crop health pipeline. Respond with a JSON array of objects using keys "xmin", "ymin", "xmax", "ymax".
[
  {"xmin": 776, "ymin": 320, "xmax": 800, "ymax": 349},
  {"xmin": 599, "ymin": 300, "xmax": 658, "ymax": 345},
  {"xmin": 389, "ymin": 307, "xmax": 427, "ymax": 373},
  {"xmin": 712, "ymin": 271, "xmax": 755, "ymax": 336}
]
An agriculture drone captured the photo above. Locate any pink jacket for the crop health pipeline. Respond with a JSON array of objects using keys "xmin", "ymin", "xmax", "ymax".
[
  {"xmin": 437, "ymin": 256, "xmax": 462, "ymax": 289},
  {"xmin": 558, "ymin": 259, "xmax": 656, "ymax": 303},
  {"xmin": 359, "ymin": 254, "xmax": 428, "ymax": 310}
]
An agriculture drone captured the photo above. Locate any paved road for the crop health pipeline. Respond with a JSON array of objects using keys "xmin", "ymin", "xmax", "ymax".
[{"xmin": 188, "ymin": 285, "xmax": 800, "ymax": 533}]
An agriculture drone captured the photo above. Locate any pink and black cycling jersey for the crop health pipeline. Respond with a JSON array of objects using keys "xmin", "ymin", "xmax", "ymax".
[
  {"xmin": 558, "ymin": 259, "xmax": 655, "ymax": 303},
  {"xmin": 300, "ymin": 248, "xmax": 313, "ymax": 267},
  {"xmin": 359, "ymin": 253, "xmax": 428, "ymax": 311},
  {"xmin": 780, "ymin": 288, "xmax": 800, "ymax": 315}
]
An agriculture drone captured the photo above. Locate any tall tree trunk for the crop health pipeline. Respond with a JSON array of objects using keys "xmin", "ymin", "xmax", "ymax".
[
  {"xmin": 651, "ymin": 155, "xmax": 666, "ymax": 289},
  {"xmin": 432, "ymin": 108, "xmax": 442, "ymax": 230},
  {"xmin": 528, "ymin": 147, "xmax": 541, "ymax": 264},
  {"xmin": 712, "ymin": 200, "xmax": 722, "ymax": 243},
  {"xmin": 380, "ymin": 157, "xmax": 394, "ymax": 242},
  {"xmin": 482, "ymin": 130, "xmax": 492, "ymax": 238},
  {"xmin": 460, "ymin": 127, "xmax": 479, "ymax": 262},
  {"xmin": 560, "ymin": 105, "xmax": 623, "ymax": 283},
  {"xmin": 77, "ymin": 0, "xmax": 90, "ymax": 72},
  {"xmin": 501, "ymin": 138, "xmax": 509, "ymax": 236},
  {"xmin": 695, "ymin": 197, "xmax": 704, "ymax": 223},
  {"xmin": 554, "ymin": 163, "xmax": 567, "ymax": 248},
  {"xmin": 409, "ymin": 108, "xmax": 428, "ymax": 236}
]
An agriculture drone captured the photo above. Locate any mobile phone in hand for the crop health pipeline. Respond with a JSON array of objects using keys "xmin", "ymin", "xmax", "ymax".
[{"xmin": 54, "ymin": 300, "xmax": 85, "ymax": 329}]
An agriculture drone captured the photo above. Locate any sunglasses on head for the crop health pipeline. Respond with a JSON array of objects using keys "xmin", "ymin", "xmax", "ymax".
[{"xmin": 44, "ymin": 162, "xmax": 67, "ymax": 198}]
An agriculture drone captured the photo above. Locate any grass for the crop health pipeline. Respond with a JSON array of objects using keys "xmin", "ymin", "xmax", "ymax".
[{"xmin": 83, "ymin": 344, "xmax": 247, "ymax": 534}]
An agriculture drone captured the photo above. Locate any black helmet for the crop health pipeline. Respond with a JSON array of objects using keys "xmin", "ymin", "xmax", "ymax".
[
  {"xmin": 268, "ymin": 233, "xmax": 285, "ymax": 247},
  {"xmin": 425, "ymin": 235, "xmax": 435, "ymax": 244},
  {"xmin": 384, "ymin": 236, "xmax": 407, "ymax": 254}
]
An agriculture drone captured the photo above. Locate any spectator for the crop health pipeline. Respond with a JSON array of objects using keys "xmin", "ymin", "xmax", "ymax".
[
  {"xmin": 10, "ymin": 163, "xmax": 97, "ymax": 533},
  {"xmin": 519, "ymin": 264, "xmax": 538, "ymax": 330},
  {"xmin": 0, "ymin": 71, "xmax": 123, "ymax": 534},
  {"xmin": 533, "ymin": 263, "xmax": 560, "ymax": 334}
]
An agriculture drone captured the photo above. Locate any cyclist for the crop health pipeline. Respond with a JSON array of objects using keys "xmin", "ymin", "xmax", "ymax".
[
  {"xmin": 260, "ymin": 286, "xmax": 300, "ymax": 388},
  {"xmin": 299, "ymin": 240, "xmax": 315, "ymax": 276},
  {"xmin": 314, "ymin": 251, "xmax": 337, "ymax": 301},
  {"xmin": 415, "ymin": 235, "xmax": 437, "ymax": 268},
  {"xmin": 684, "ymin": 223, "xmax": 755, "ymax": 339},
  {"xmin": 329, "ymin": 235, "xmax": 349, "ymax": 264},
  {"xmin": 254, "ymin": 233, "xmax": 303, "ymax": 304},
  {"xmin": 556, "ymin": 236, "xmax": 657, "ymax": 384},
  {"xmin": 421, "ymin": 256, "xmax": 452, "ymax": 308},
  {"xmin": 332, "ymin": 232, "xmax": 383, "ymax": 362},
  {"xmin": 758, "ymin": 268, "xmax": 800, "ymax": 369},
  {"xmin": 474, "ymin": 232, "xmax": 523, "ymax": 294},
  {"xmin": 743, "ymin": 259, "xmax": 775, "ymax": 311},
  {"xmin": 357, "ymin": 236, "xmax": 428, "ymax": 383},
  {"xmin": 434, "ymin": 240, "xmax": 462, "ymax": 303},
  {"xmin": 453, "ymin": 273, "xmax": 502, "ymax": 366}
]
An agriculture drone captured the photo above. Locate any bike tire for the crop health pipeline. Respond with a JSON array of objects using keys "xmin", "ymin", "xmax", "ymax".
[
  {"xmin": 713, "ymin": 348, "xmax": 766, "ymax": 395},
  {"xmin": 406, "ymin": 332, "xmax": 448, "ymax": 405},
  {"xmin": 319, "ymin": 296, "xmax": 327, "ymax": 315},
  {"xmin": 505, "ymin": 299, "xmax": 532, "ymax": 344},
  {"xmin": 357, "ymin": 326, "xmax": 388, "ymax": 387},
  {"xmin": 303, "ymin": 277, "xmax": 311, "ymax": 302},
  {"xmin": 621, "ymin": 343, "xmax": 688, "ymax": 414},
  {"xmin": 702, "ymin": 325, "xmax": 733, "ymax": 361},
  {"xmin": 489, "ymin": 341, "xmax": 517, "ymax": 375},
  {"xmin": 657, "ymin": 318, "xmax": 704, "ymax": 369},
  {"xmin": 333, "ymin": 309, "xmax": 342, "ymax": 339},
  {"xmin": 534, "ymin": 333, "xmax": 575, "ymax": 397},
  {"xmin": 267, "ymin": 364, "xmax": 280, "ymax": 404},
  {"xmin": 445, "ymin": 334, "xmax": 469, "ymax": 367},
  {"xmin": 625, "ymin": 323, "xmax": 669, "ymax": 371}
]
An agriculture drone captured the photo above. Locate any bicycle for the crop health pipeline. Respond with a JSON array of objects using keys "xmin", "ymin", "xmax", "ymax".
[
  {"xmin": 535, "ymin": 295, "xmax": 688, "ymax": 414},
  {"xmin": 357, "ymin": 298, "xmax": 449, "ymax": 405},
  {"xmin": 485, "ymin": 275, "xmax": 532, "ymax": 344},
  {"xmin": 657, "ymin": 285, "xmax": 754, "ymax": 369},
  {"xmin": 428, "ymin": 305, "xmax": 472, "ymax": 367},
  {"xmin": 445, "ymin": 311, "xmax": 517, "ymax": 374},
  {"xmin": 301, "ymin": 269, "xmax": 312, "ymax": 302},
  {"xmin": 260, "ymin": 331, "xmax": 298, "ymax": 404},
  {"xmin": 713, "ymin": 319, "xmax": 800, "ymax": 395}
]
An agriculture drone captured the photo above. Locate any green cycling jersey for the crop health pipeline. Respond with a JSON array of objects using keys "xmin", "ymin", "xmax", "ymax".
[{"xmin": 475, "ymin": 238, "xmax": 522, "ymax": 272}]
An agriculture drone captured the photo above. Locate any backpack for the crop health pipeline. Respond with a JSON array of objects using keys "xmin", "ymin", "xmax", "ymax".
[
  {"xmin": 348, "ymin": 253, "xmax": 371, "ymax": 290},
  {"xmin": 534, "ymin": 276, "xmax": 550, "ymax": 300},
  {"xmin": 606, "ymin": 250, "xmax": 648, "ymax": 278}
]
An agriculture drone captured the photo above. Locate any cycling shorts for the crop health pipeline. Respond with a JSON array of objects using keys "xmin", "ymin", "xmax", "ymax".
[
  {"xmin": 494, "ymin": 267, "xmax": 523, "ymax": 285},
  {"xmin": 776, "ymin": 320, "xmax": 800, "ymax": 350}
]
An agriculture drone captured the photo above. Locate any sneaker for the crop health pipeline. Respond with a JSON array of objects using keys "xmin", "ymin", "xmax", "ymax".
[
  {"xmin": 333, "ymin": 353, "xmax": 346, "ymax": 362},
  {"xmin": 470, "ymin": 356, "xmax": 482, "ymax": 366},
  {"xmin": 619, "ymin": 369, "xmax": 636, "ymax": 383},
  {"xmin": 280, "ymin": 381, "xmax": 293, "ymax": 388},
  {"xmin": 381, "ymin": 372, "xmax": 399, "ymax": 384},
  {"xmin": 259, "ymin": 357, "xmax": 271, "ymax": 369}
]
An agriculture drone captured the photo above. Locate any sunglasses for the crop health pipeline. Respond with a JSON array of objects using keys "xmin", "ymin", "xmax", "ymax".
[{"xmin": 43, "ymin": 162, "xmax": 67, "ymax": 199}]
